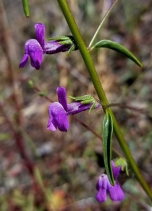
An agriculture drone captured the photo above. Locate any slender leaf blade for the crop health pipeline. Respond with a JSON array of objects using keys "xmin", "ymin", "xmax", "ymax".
[
  {"xmin": 102, "ymin": 110, "xmax": 114, "ymax": 185},
  {"xmin": 69, "ymin": 95, "xmax": 92, "ymax": 101},
  {"xmin": 22, "ymin": 0, "xmax": 29, "ymax": 17},
  {"xmin": 93, "ymin": 39, "xmax": 142, "ymax": 67}
]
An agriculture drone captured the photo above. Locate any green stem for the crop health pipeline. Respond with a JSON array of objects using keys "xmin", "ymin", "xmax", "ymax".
[
  {"xmin": 57, "ymin": 0, "xmax": 152, "ymax": 201},
  {"xmin": 57, "ymin": 0, "xmax": 108, "ymax": 105},
  {"xmin": 89, "ymin": 0, "xmax": 118, "ymax": 48}
]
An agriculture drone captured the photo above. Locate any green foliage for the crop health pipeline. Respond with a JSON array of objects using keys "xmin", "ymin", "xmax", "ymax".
[
  {"xmin": 92, "ymin": 39, "xmax": 142, "ymax": 67},
  {"xmin": 22, "ymin": 0, "xmax": 29, "ymax": 17},
  {"xmin": 114, "ymin": 157, "xmax": 129, "ymax": 175}
]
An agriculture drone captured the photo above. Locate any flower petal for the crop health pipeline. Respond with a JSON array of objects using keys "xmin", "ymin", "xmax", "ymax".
[
  {"xmin": 96, "ymin": 174, "xmax": 109, "ymax": 190},
  {"xmin": 30, "ymin": 50, "xmax": 43, "ymax": 70},
  {"xmin": 34, "ymin": 23, "xmax": 45, "ymax": 48},
  {"xmin": 67, "ymin": 102, "xmax": 91, "ymax": 114},
  {"xmin": 57, "ymin": 87, "xmax": 67, "ymax": 111},
  {"xmin": 19, "ymin": 54, "xmax": 28, "ymax": 68},
  {"xmin": 108, "ymin": 182, "xmax": 124, "ymax": 201},
  {"xmin": 25, "ymin": 39, "xmax": 43, "ymax": 70},
  {"xmin": 47, "ymin": 118, "xmax": 57, "ymax": 131},
  {"xmin": 67, "ymin": 102, "xmax": 100, "ymax": 115},
  {"xmin": 111, "ymin": 161, "xmax": 121, "ymax": 180},
  {"xmin": 47, "ymin": 102, "xmax": 68, "ymax": 132},
  {"xmin": 95, "ymin": 188, "xmax": 107, "ymax": 202},
  {"xmin": 44, "ymin": 41, "xmax": 71, "ymax": 54}
]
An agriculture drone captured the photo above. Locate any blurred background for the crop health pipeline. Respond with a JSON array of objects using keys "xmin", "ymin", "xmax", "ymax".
[{"xmin": 0, "ymin": 0, "xmax": 152, "ymax": 210}]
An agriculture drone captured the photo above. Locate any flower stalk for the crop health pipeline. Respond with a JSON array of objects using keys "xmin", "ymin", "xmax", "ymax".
[{"xmin": 57, "ymin": 0, "xmax": 152, "ymax": 200}]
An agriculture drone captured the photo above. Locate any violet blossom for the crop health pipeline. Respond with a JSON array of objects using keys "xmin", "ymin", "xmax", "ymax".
[
  {"xmin": 95, "ymin": 161, "xmax": 124, "ymax": 202},
  {"xmin": 19, "ymin": 23, "xmax": 76, "ymax": 70},
  {"xmin": 47, "ymin": 87, "xmax": 100, "ymax": 132}
]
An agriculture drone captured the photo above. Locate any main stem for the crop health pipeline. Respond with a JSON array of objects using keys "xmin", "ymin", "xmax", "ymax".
[{"xmin": 57, "ymin": 0, "xmax": 152, "ymax": 200}]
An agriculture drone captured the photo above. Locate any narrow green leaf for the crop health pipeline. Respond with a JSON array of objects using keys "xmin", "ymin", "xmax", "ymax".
[
  {"xmin": 69, "ymin": 95, "xmax": 92, "ymax": 101},
  {"xmin": 49, "ymin": 36, "xmax": 69, "ymax": 41},
  {"xmin": 67, "ymin": 44, "xmax": 75, "ymax": 55},
  {"xmin": 102, "ymin": 110, "xmax": 114, "ymax": 185},
  {"xmin": 89, "ymin": 102, "xmax": 96, "ymax": 113},
  {"xmin": 81, "ymin": 99, "xmax": 93, "ymax": 104},
  {"xmin": 58, "ymin": 40, "xmax": 72, "ymax": 45},
  {"xmin": 22, "ymin": 0, "xmax": 29, "ymax": 17},
  {"xmin": 93, "ymin": 40, "xmax": 142, "ymax": 67}
]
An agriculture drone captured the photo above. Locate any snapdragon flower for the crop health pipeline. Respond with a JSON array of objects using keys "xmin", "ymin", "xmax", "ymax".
[
  {"xmin": 95, "ymin": 161, "xmax": 124, "ymax": 202},
  {"xmin": 19, "ymin": 23, "xmax": 77, "ymax": 70},
  {"xmin": 47, "ymin": 87, "xmax": 100, "ymax": 132}
]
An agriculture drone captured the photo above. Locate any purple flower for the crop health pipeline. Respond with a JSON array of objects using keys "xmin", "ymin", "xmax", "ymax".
[
  {"xmin": 19, "ymin": 23, "xmax": 76, "ymax": 70},
  {"xmin": 95, "ymin": 161, "xmax": 124, "ymax": 202},
  {"xmin": 44, "ymin": 40, "xmax": 72, "ymax": 54},
  {"xmin": 47, "ymin": 87, "xmax": 100, "ymax": 132},
  {"xmin": 19, "ymin": 23, "xmax": 44, "ymax": 70}
]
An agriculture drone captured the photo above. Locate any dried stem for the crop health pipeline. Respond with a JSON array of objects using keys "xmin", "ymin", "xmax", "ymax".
[
  {"xmin": 0, "ymin": 0, "xmax": 35, "ymax": 177},
  {"xmin": 0, "ymin": 102, "xmax": 35, "ymax": 176}
]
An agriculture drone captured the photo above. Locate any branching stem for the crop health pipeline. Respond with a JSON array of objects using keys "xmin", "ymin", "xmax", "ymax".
[{"xmin": 57, "ymin": 0, "xmax": 152, "ymax": 201}]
